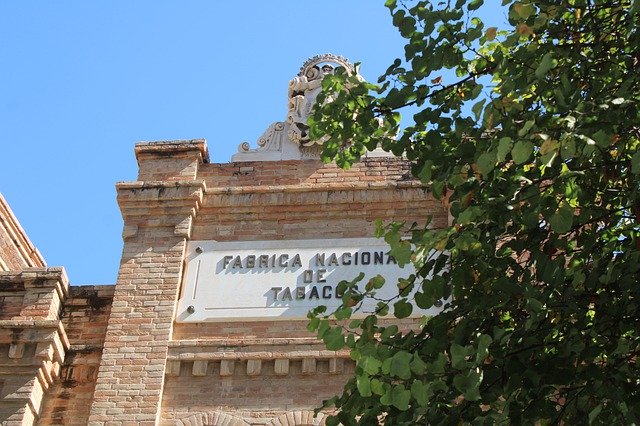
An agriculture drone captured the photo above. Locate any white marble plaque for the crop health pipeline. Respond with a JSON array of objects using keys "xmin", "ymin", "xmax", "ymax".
[{"xmin": 176, "ymin": 238, "xmax": 435, "ymax": 322}]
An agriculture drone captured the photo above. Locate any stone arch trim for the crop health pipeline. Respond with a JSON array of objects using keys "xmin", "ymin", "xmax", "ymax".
[
  {"xmin": 267, "ymin": 410, "xmax": 326, "ymax": 426},
  {"xmin": 176, "ymin": 411, "xmax": 250, "ymax": 426}
]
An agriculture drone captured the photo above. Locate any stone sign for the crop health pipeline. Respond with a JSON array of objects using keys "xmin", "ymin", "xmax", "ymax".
[{"xmin": 176, "ymin": 238, "xmax": 436, "ymax": 321}]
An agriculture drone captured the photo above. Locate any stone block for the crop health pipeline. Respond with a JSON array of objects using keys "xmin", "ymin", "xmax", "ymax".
[
  {"xmin": 329, "ymin": 358, "xmax": 344, "ymax": 374},
  {"xmin": 220, "ymin": 360, "xmax": 235, "ymax": 377},
  {"xmin": 301, "ymin": 358, "xmax": 316, "ymax": 375},
  {"xmin": 165, "ymin": 360, "xmax": 181, "ymax": 377},
  {"xmin": 192, "ymin": 360, "xmax": 208, "ymax": 376},
  {"xmin": 246, "ymin": 360, "xmax": 262, "ymax": 376},
  {"xmin": 274, "ymin": 359, "xmax": 289, "ymax": 375},
  {"xmin": 8, "ymin": 343, "xmax": 25, "ymax": 359}
]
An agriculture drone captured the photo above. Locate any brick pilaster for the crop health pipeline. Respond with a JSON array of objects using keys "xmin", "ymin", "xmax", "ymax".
[
  {"xmin": 0, "ymin": 268, "xmax": 69, "ymax": 425},
  {"xmin": 88, "ymin": 141, "xmax": 208, "ymax": 425}
]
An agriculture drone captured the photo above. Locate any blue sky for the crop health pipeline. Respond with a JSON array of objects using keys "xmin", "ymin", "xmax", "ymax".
[
  {"xmin": 0, "ymin": 2, "xmax": 408, "ymax": 284},
  {"xmin": 1, "ymin": 2, "xmax": 505, "ymax": 285}
]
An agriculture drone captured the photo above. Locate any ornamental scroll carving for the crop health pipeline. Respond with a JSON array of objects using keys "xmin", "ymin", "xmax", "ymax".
[{"xmin": 232, "ymin": 54, "xmax": 355, "ymax": 162}]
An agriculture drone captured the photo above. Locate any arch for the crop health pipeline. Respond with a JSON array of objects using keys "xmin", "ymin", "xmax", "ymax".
[
  {"xmin": 298, "ymin": 53, "xmax": 354, "ymax": 78},
  {"xmin": 176, "ymin": 411, "xmax": 250, "ymax": 426},
  {"xmin": 267, "ymin": 410, "xmax": 326, "ymax": 426}
]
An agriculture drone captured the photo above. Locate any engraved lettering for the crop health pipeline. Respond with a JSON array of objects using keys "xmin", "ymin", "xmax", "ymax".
[
  {"xmin": 309, "ymin": 286, "xmax": 320, "ymax": 299},
  {"xmin": 303, "ymin": 270, "xmax": 313, "ymax": 283},
  {"xmin": 282, "ymin": 287, "xmax": 293, "ymax": 301},
  {"xmin": 290, "ymin": 254, "xmax": 302, "ymax": 268},
  {"xmin": 270, "ymin": 287, "xmax": 282, "ymax": 299},
  {"xmin": 322, "ymin": 285, "xmax": 332, "ymax": 298}
]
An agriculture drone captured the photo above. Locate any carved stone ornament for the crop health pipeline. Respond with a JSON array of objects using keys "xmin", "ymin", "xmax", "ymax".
[{"xmin": 232, "ymin": 54, "xmax": 356, "ymax": 162}]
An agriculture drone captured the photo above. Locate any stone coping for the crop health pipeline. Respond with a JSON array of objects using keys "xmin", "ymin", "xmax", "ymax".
[
  {"xmin": 0, "ymin": 318, "xmax": 70, "ymax": 350},
  {"xmin": 134, "ymin": 139, "xmax": 210, "ymax": 163},
  {"xmin": 168, "ymin": 337, "xmax": 322, "ymax": 347},
  {"xmin": 0, "ymin": 267, "xmax": 69, "ymax": 299},
  {"xmin": 204, "ymin": 180, "xmax": 425, "ymax": 195}
]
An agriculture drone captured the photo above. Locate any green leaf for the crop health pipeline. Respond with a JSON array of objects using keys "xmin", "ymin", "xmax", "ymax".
[
  {"xmin": 472, "ymin": 99, "xmax": 486, "ymax": 121},
  {"xmin": 410, "ymin": 353, "xmax": 428, "ymax": 375},
  {"xmin": 393, "ymin": 299, "xmax": 413, "ymax": 319},
  {"xmin": 589, "ymin": 404, "xmax": 603, "ymax": 424},
  {"xmin": 359, "ymin": 356, "xmax": 382, "ymax": 375},
  {"xmin": 497, "ymin": 137, "xmax": 513, "ymax": 162},
  {"xmin": 468, "ymin": 0, "xmax": 483, "ymax": 11},
  {"xmin": 411, "ymin": 380, "xmax": 429, "ymax": 406},
  {"xmin": 476, "ymin": 334, "xmax": 492, "ymax": 359},
  {"xmin": 391, "ymin": 384, "xmax": 411, "ymax": 411},
  {"xmin": 631, "ymin": 151, "xmax": 640, "ymax": 174},
  {"xmin": 432, "ymin": 180, "xmax": 445, "ymax": 199},
  {"xmin": 535, "ymin": 52, "xmax": 556, "ymax": 80},
  {"xmin": 323, "ymin": 327, "xmax": 345, "ymax": 351},
  {"xmin": 476, "ymin": 151, "xmax": 496, "ymax": 176},
  {"xmin": 390, "ymin": 240, "xmax": 413, "ymax": 266},
  {"xmin": 512, "ymin": 140, "xmax": 534, "ymax": 164},
  {"xmin": 458, "ymin": 206, "xmax": 483, "ymax": 226},
  {"xmin": 561, "ymin": 137, "xmax": 576, "ymax": 160},
  {"xmin": 450, "ymin": 343, "xmax": 469, "ymax": 369},
  {"xmin": 380, "ymin": 387, "xmax": 392, "ymax": 406},
  {"xmin": 453, "ymin": 370, "xmax": 482, "ymax": 401},
  {"xmin": 389, "ymin": 351, "xmax": 413, "ymax": 379},
  {"xmin": 376, "ymin": 301, "xmax": 390, "ymax": 316},
  {"xmin": 356, "ymin": 374, "xmax": 372, "ymax": 397},
  {"xmin": 385, "ymin": 88, "xmax": 407, "ymax": 109},
  {"xmin": 371, "ymin": 378, "xmax": 385, "ymax": 395},
  {"xmin": 518, "ymin": 120, "xmax": 535, "ymax": 136},
  {"xmin": 309, "ymin": 1, "xmax": 640, "ymax": 423},
  {"xmin": 549, "ymin": 204, "xmax": 574, "ymax": 234},
  {"xmin": 592, "ymin": 130, "xmax": 610, "ymax": 148},
  {"xmin": 334, "ymin": 307, "xmax": 352, "ymax": 320},
  {"xmin": 369, "ymin": 274, "xmax": 386, "ymax": 290},
  {"xmin": 513, "ymin": 2, "xmax": 535, "ymax": 19}
]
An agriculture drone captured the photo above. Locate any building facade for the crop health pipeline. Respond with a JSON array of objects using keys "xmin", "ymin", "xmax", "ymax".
[{"xmin": 0, "ymin": 56, "xmax": 448, "ymax": 425}]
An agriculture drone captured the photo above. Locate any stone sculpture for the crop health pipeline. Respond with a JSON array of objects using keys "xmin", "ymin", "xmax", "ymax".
[{"xmin": 232, "ymin": 54, "xmax": 355, "ymax": 162}]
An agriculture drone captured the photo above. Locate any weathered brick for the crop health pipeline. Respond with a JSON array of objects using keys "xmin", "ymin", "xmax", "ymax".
[{"xmin": 1, "ymin": 138, "xmax": 447, "ymax": 425}]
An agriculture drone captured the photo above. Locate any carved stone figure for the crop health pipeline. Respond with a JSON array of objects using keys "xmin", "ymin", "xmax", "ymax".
[{"xmin": 232, "ymin": 54, "xmax": 355, "ymax": 162}]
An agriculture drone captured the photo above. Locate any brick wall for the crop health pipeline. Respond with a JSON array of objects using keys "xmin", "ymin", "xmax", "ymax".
[
  {"xmin": 0, "ymin": 268, "xmax": 70, "ymax": 425},
  {"xmin": 131, "ymin": 142, "xmax": 446, "ymax": 425},
  {"xmin": 0, "ymin": 194, "xmax": 45, "ymax": 272},
  {"xmin": 2, "ymin": 140, "xmax": 447, "ymax": 425},
  {"xmin": 37, "ymin": 286, "xmax": 114, "ymax": 426}
]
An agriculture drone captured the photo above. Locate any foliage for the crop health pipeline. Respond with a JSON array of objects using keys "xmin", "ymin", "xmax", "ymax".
[{"xmin": 307, "ymin": 0, "xmax": 640, "ymax": 424}]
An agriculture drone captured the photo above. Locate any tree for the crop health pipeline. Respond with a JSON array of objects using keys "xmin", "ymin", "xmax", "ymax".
[{"xmin": 307, "ymin": 0, "xmax": 640, "ymax": 424}]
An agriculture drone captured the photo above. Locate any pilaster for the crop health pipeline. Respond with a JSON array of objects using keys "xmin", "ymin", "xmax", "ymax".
[
  {"xmin": 88, "ymin": 140, "xmax": 208, "ymax": 425},
  {"xmin": 0, "ymin": 268, "xmax": 70, "ymax": 425}
]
